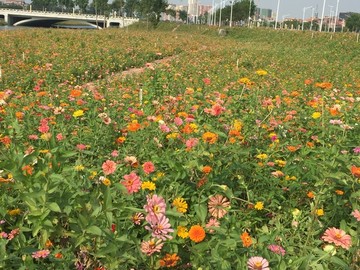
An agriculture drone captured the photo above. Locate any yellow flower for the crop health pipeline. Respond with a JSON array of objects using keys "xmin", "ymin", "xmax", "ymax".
[
  {"xmin": 233, "ymin": 120, "xmax": 243, "ymax": 131},
  {"xmin": 256, "ymin": 69, "xmax": 268, "ymax": 76},
  {"xmin": 73, "ymin": 110, "xmax": 84, "ymax": 118},
  {"xmin": 172, "ymin": 197, "xmax": 188, "ymax": 213},
  {"xmin": 166, "ymin": 133, "xmax": 179, "ymax": 139},
  {"xmin": 285, "ymin": 175, "xmax": 297, "ymax": 181},
  {"xmin": 312, "ymin": 112, "xmax": 321, "ymax": 119},
  {"xmin": 152, "ymin": 172, "xmax": 164, "ymax": 181},
  {"xmin": 89, "ymin": 171, "xmax": 97, "ymax": 179},
  {"xmin": 8, "ymin": 208, "xmax": 21, "ymax": 216},
  {"xmin": 141, "ymin": 181, "xmax": 156, "ymax": 191},
  {"xmin": 74, "ymin": 165, "xmax": 85, "ymax": 171},
  {"xmin": 189, "ymin": 123, "xmax": 198, "ymax": 133},
  {"xmin": 256, "ymin": 153, "xmax": 268, "ymax": 160},
  {"xmin": 238, "ymin": 77, "xmax": 251, "ymax": 84},
  {"xmin": 254, "ymin": 201, "xmax": 264, "ymax": 210},
  {"xmin": 177, "ymin": 226, "xmax": 189, "ymax": 239},
  {"xmin": 39, "ymin": 149, "xmax": 49, "ymax": 154},
  {"xmin": 102, "ymin": 178, "xmax": 111, "ymax": 186},
  {"xmin": 292, "ymin": 208, "xmax": 301, "ymax": 218},
  {"xmin": 275, "ymin": 160, "xmax": 287, "ymax": 167},
  {"xmin": 40, "ymin": 133, "xmax": 51, "ymax": 141},
  {"xmin": 316, "ymin": 208, "xmax": 324, "ymax": 216}
]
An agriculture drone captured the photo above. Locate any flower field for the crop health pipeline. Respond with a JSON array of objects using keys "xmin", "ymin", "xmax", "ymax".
[{"xmin": 0, "ymin": 24, "xmax": 359, "ymax": 269}]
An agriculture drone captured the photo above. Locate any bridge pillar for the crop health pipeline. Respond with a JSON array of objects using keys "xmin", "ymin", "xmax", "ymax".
[{"xmin": 3, "ymin": 13, "xmax": 8, "ymax": 24}]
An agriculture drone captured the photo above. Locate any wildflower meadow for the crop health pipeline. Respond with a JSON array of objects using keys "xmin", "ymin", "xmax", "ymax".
[{"xmin": 0, "ymin": 23, "xmax": 359, "ymax": 269}]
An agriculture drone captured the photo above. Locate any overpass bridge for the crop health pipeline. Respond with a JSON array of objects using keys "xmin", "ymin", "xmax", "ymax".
[{"xmin": 0, "ymin": 8, "xmax": 139, "ymax": 28}]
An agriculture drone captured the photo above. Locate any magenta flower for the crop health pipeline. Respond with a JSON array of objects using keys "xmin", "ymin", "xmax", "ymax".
[
  {"xmin": 144, "ymin": 194, "xmax": 166, "ymax": 219},
  {"xmin": 145, "ymin": 214, "xmax": 174, "ymax": 240},
  {"xmin": 32, "ymin": 249, "xmax": 50, "ymax": 259},
  {"xmin": 268, "ymin": 244, "xmax": 286, "ymax": 256},
  {"xmin": 140, "ymin": 238, "xmax": 163, "ymax": 256},
  {"xmin": 121, "ymin": 172, "xmax": 141, "ymax": 194},
  {"xmin": 247, "ymin": 256, "xmax": 270, "ymax": 270},
  {"xmin": 322, "ymin": 227, "xmax": 352, "ymax": 250}
]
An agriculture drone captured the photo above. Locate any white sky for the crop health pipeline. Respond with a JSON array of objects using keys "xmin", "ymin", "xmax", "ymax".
[{"xmin": 171, "ymin": 0, "xmax": 360, "ymax": 19}]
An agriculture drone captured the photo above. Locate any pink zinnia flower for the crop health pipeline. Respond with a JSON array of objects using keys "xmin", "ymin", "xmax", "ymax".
[
  {"xmin": 247, "ymin": 256, "xmax": 270, "ymax": 270},
  {"xmin": 56, "ymin": 133, "xmax": 64, "ymax": 141},
  {"xmin": 0, "ymin": 232, "xmax": 8, "ymax": 238},
  {"xmin": 28, "ymin": 134, "xmax": 39, "ymax": 140},
  {"xmin": 174, "ymin": 117, "xmax": 183, "ymax": 126},
  {"xmin": 205, "ymin": 217, "xmax": 220, "ymax": 233},
  {"xmin": 159, "ymin": 124, "xmax": 170, "ymax": 133},
  {"xmin": 208, "ymin": 194, "xmax": 231, "ymax": 219},
  {"xmin": 145, "ymin": 214, "xmax": 174, "ymax": 240},
  {"xmin": 38, "ymin": 124, "xmax": 49, "ymax": 133},
  {"xmin": 351, "ymin": 209, "xmax": 360, "ymax": 222},
  {"xmin": 141, "ymin": 238, "xmax": 163, "ymax": 256},
  {"xmin": 111, "ymin": 150, "xmax": 119, "ymax": 157},
  {"xmin": 185, "ymin": 138, "xmax": 199, "ymax": 149},
  {"xmin": 142, "ymin": 161, "xmax": 155, "ymax": 174},
  {"xmin": 121, "ymin": 172, "xmax": 141, "ymax": 194},
  {"xmin": 144, "ymin": 194, "xmax": 166, "ymax": 219},
  {"xmin": 321, "ymin": 227, "xmax": 352, "ymax": 250},
  {"xmin": 7, "ymin": 228, "xmax": 19, "ymax": 240},
  {"xmin": 102, "ymin": 160, "xmax": 117, "ymax": 175},
  {"xmin": 268, "ymin": 244, "xmax": 286, "ymax": 256},
  {"xmin": 76, "ymin": 144, "xmax": 87, "ymax": 151},
  {"xmin": 32, "ymin": 249, "xmax": 50, "ymax": 259}
]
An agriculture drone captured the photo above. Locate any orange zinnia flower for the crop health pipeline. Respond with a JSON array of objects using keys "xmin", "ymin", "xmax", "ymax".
[
  {"xmin": 240, "ymin": 231, "xmax": 252, "ymax": 247},
  {"xmin": 351, "ymin": 166, "xmax": 360, "ymax": 178},
  {"xmin": 70, "ymin": 89, "xmax": 82, "ymax": 98},
  {"xmin": 159, "ymin": 253, "xmax": 180, "ymax": 268},
  {"xmin": 315, "ymin": 82, "xmax": 332, "ymax": 89},
  {"xmin": 127, "ymin": 121, "xmax": 141, "ymax": 132},
  {"xmin": 202, "ymin": 166, "xmax": 212, "ymax": 174},
  {"xmin": 188, "ymin": 225, "xmax": 206, "ymax": 243},
  {"xmin": 202, "ymin": 132, "xmax": 218, "ymax": 144}
]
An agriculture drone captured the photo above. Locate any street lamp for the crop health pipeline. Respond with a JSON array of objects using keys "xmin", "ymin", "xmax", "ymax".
[
  {"xmin": 319, "ymin": 0, "xmax": 326, "ymax": 32},
  {"xmin": 248, "ymin": 0, "xmax": 253, "ymax": 27},
  {"xmin": 310, "ymin": 7, "xmax": 314, "ymax": 31},
  {"xmin": 218, "ymin": 0, "xmax": 222, "ymax": 27},
  {"xmin": 328, "ymin": 5, "xmax": 333, "ymax": 32},
  {"xmin": 333, "ymin": 0, "xmax": 340, "ymax": 32},
  {"xmin": 274, "ymin": 0, "xmax": 281, "ymax": 29},
  {"xmin": 230, "ymin": 0, "xmax": 234, "ymax": 27},
  {"xmin": 302, "ymin": 6, "xmax": 312, "ymax": 31}
]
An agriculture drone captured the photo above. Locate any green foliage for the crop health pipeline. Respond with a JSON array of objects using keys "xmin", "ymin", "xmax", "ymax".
[{"xmin": 346, "ymin": 13, "xmax": 360, "ymax": 32}]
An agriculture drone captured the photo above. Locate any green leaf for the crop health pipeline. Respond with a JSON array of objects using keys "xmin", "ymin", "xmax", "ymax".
[
  {"xmin": 194, "ymin": 203, "xmax": 207, "ymax": 224},
  {"xmin": 86, "ymin": 225, "xmax": 103, "ymax": 236},
  {"xmin": 48, "ymin": 202, "xmax": 61, "ymax": 213},
  {"xmin": 330, "ymin": 256, "xmax": 350, "ymax": 269}
]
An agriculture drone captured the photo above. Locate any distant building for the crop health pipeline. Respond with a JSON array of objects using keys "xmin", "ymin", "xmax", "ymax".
[
  {"xmin": 255, "ymin": 8, "xmax": 272, "ymax": 20},
  {"xmin": 188, "ymin": 0, "xmax": 198, "ymax": 16}
]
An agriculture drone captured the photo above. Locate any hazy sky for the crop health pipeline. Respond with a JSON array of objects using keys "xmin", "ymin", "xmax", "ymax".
[{"xmin": 171, "ymin": 0, "xmax": 360, "ymax": 19}]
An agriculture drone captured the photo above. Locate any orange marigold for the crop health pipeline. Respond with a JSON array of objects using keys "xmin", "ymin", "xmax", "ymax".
[
  {"xmin": 188, "ymin": 225, "xmax": 206, "ymax": 243},
  {"xmin": 159, "ymin": 253, "xmax": 180, "ymax": 268},
  {"xmin": 240, "ymin": 231, "xmax": 252, "ymax": 247}
]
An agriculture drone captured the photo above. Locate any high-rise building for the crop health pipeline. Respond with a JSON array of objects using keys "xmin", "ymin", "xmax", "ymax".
[{"xmin": 188, "ymin": 0, "xmax": 198, "ymax": 16}]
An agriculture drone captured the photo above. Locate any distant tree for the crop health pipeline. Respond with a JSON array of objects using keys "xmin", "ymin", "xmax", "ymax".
[
  {"xmin": 58, "ymin": 0, "xmax": 74, "ymax": 11},
  {"xmin": 76, "ymin": 0, "xmax": 88, "ymax": 13},
  {"xmin": 111, "ymin": 0, "xmax": 125, "ymax": 15},
  {"xmin": 166, "ymin": 8, "xmax": 176, "ymax": 20},
  {"xmin": 138, "ymin": 0, "xmax": 168, "ymax": 27},
  {"xmin": 178, "ymin": 9, "xmax": 187, "ymax": 22},
  {"xmin": 215, "ymin": 0, "xmax": 256, "ymax": 25},
  {"xmin": 124, "ymin": 0, "xmax": 139, "ymax": 17},
  {"xmin": 346, "ymin": 13, "xmax": 360, "ymax": 32},
  {"xmin": 91, "ymin": 0, "xmax": 110, "ymax": 15}
]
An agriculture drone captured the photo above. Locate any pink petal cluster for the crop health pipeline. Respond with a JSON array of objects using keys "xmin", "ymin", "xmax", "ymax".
[
  {"xmin": 121, "ymin": 172, "xmax": 142, "ymax": 194},
  {"xmin": 142, "ymin": 161, "xmax": 155, "ymax": 175},
  {"xmin": 321, "ymin": 227, "xmax": 352, "ymax": 250},
  {"xmin": 102, "ymin": 160, "xmax": 117, "ymax": 175},
  {"xmin": 247, "ymin": 256, "xmax": 270, "ymax": 270},
  {"xmin": 140, "ymin": 238, "xmax": 164, "ymax": 256},
  {"xmin": 268, "ymin": 244, "xmax": 286, "ymax": 256},
  {"xmin": 351, "ymin": 209, "xmax": 360, "ymax": 222},
  {"xmin": 32, "ymin": 249, "xmax": 50, "ymax": 259},
  {"xmin": 144, "ymin": 194, "xmax": 173, "ymax": 240}
]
